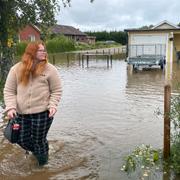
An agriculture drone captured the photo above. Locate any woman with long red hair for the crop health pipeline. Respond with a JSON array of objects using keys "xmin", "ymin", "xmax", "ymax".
[{"xmin": 3, "ymin": 41, "xmax": 62, "ymax": 166}]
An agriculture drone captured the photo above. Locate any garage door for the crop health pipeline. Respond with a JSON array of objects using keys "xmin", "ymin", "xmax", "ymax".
[{"xmin": 129, "ymin": 34, "xmax": 168, "ymax": 57}]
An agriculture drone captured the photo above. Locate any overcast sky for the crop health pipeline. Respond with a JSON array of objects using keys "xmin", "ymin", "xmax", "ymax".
[{"xmin": 56, "ymin": 0, "xmax": 180, "ymax": 32}]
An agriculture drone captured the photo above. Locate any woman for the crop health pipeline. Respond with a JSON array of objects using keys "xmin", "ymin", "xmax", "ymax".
[{"xmin": 3, "ymin": 41, "xmax": 62, "ymax": 166}]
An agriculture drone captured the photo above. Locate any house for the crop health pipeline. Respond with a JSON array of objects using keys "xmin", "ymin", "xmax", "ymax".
[
  {"xmin": 125, "ymin": 20, "xmax": 180, "ymax": 67},
  {"xmin": 50, "ymin": 24, "xmax": 96, "ymax": 44},
  {"xmin": 19, "ymin": 24, "xmax": 41, "ymax": 42},
  {"xmin": 85, "ymin": 36, "xmax": 96, "ymax": 44},
  {"xmin": 19, "ymin": 24, "xmax": 96, "ymax": 44}
]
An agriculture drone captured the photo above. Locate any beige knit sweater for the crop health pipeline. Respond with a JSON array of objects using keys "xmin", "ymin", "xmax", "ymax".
[{"xmin": 4, "ymin": 62, "xmax": 62, "ymax": 114}]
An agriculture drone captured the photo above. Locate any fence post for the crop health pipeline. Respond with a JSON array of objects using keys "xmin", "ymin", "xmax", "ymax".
[
  {"xmin": 110, "ymin": 55, "xmax": 112, "ymax": 67},
  {"xmin": 67, "ymin": 53, "xmax": 69, "ymax": 67},
  {"xmin": 82, "ymin": 54, "xmax": 84, "ymax": 68},
  {"xmin": 96, "ymin": 50, "xmax": 98, "ymax": 61},
  {"xmin": 78, "ymin": 53, "xmax": 81, "ymax": 66},
  {"xmin": 164, "ymin": 84, "xmax": 171, "ymax": 159},
  {"xmin": 107, "ymin": 55, "xmax": 109, "ymax": 68},
  {"xmin": 87, "ymin": 53, "xmax": 89, "ymax": 68}
]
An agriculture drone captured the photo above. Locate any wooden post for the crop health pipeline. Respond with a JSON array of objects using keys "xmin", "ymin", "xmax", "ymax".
[
  {"xmin": 67, "ymin": 53, "xmax": 69, "ymax": 67},
  {"xmin": 107, "ymin": 55, "xmax": 109, "ymax": 68},
  {"xmin": 103, "ymin": 50, "xmax": 104, "ymax": 54},
  {"xmin": 164, "ymin": 84, "xmax": 171, "ymax": 159},
  {"xmin": 87, "ymin": 54, "xmax": 89, "ymax": 68},
  {"xmin": 114, "ymin": 48, "xmax": 115, "ymax": 54},
  {"xmin": 53, "ymin": 55, "xmax": 55, "ymax": 65},
  {"xmin": 96, "ymin": 50, "xmax": 98, "ymax": 61},
  {"xmin": 110, "ymin": 55, "xmax": 112, "ymax": 67},
  {"xmin": 78, "ymin": 53, "xmax": 81, "ymax": 66},
  {"xmin": 82, "ymin": 54, "xmax": 84, "ymax": 68}
]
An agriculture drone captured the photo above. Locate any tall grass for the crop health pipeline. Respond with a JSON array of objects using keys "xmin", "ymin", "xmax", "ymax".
[
  {"xmin": 46, "ymin": 36, "xmax": 75, "ymax": 53},
  {"xmin": 15, "ymin": 36, "xmax": 76, "ymax": 56}
]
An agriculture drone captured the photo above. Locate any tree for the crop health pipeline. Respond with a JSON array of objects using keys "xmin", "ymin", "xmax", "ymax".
[
  {"xmin": 0, "ymin": 0, "xmax": 94, "ymax": 83},
  {"xmin": 85, "ymin": 31, "xmax": 127, "ymax": 45},
  {"xmin": 0, "ymin": 0, "xmax": 58, "ymax": 82},
  {"xmin": 139, "ymin": 24, "xmax": 154, "ymax": 30}
]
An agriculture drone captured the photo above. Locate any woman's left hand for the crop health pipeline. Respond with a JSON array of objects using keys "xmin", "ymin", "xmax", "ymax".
[{"xmin": 48, "ymin": 107, "xmax": 57, "ymax": 117}]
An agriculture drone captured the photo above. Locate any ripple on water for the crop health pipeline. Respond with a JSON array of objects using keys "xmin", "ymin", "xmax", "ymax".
[{"xmin": 0, "ymin": 137, "xmax": 101, "ymax": 180}]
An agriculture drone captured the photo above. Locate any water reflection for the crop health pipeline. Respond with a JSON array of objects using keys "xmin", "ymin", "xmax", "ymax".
[{"xmin": 0, "ymin": 57, "xmax": 180, "ymax": 179}]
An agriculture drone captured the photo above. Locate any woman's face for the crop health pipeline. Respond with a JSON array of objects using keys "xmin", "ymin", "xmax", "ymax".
[{"xmin": 36, "ymin": 44, "xmax": 47, "ymax": 61}]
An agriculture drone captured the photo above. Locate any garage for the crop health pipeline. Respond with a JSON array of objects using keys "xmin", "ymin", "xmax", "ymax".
[{"xmin": 125, "ymin": 20, "xmax": 180, "ymax": 69}]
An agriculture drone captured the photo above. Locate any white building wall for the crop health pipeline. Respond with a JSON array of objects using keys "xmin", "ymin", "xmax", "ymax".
[{"xmin": 129, "ymin": 33, "xmax": 168, "ymax": 57}]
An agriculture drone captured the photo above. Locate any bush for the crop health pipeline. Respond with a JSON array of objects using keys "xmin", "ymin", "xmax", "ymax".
[
  {"xmin": 75, "ymin": 42, "xmax": 92, "ymax": 50},
  {"xmin": 15, "ymin": 42, "xmax": 28, "ymax": 56},
  {"xmin": 46, "ymin": 36, "xmax": 75, "ymax": 53},
  {"xmin": 170, "ymin": 84, "xmax": 180, "ymax": 174}
]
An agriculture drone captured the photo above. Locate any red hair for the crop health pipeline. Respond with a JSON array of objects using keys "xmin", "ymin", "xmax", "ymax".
[{"xmin": 19, "ymin": 41, "xmax": 48, "ymax": 86}]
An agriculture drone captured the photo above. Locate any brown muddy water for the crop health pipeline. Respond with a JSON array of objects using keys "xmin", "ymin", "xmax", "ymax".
[{"xmin": 0, "ymin": 54, "xmax": 180, "ymax": 180}]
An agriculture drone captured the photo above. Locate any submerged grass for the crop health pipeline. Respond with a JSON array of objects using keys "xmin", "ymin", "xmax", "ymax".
[{"xmin": 121, "ymin": 144, "xmax": 163, "ymax": 178}]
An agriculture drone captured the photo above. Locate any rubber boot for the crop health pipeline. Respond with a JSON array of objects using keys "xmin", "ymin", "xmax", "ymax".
[{"xmin": 34, "ymin": 153, "xmax": 48, "ymax": 166}]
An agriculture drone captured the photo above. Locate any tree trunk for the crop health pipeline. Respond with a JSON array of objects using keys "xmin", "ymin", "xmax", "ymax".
[
  {"xmin": 0, "ymin": 47, "xmax": 13, "ymax": 83},
  {"xmin": 0, "ymin": 1, "xmax": 13, "ymax": 83}
]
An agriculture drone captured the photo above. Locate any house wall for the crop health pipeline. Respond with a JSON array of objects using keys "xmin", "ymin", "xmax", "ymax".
[
  {"xmin": 128, "ymin": 30, "xmax": 180, "ymax": 63},
  {"xmin": 155, "ymin": 24, "xmax": 175, "ymax": 29},
  {"xmin": 128, "ymin": 32, "xmax": 168, "ymax": 58},
  {"xmin": 65, "ymin": 35, "xmax": 87, "ymax": 43},
  {"xmin": 87, "ymin": 38, "xmax": 96, "ymax": 44},
  {"xmin": 19, "ymin": 25, "xmax": 40, "ymax": 42}
]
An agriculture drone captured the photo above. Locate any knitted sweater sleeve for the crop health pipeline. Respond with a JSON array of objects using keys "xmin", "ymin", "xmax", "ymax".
[
  {"xmin": 3, "ymin": 67, "xmax": 17, "ymax": 113},
  {"xmin": 48, "ymin": 66, "xmax": 62, "ymax": 110}
]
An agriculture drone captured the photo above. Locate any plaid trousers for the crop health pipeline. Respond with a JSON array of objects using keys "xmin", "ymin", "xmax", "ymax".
[{"xmin": 17, "ymin": 110, "xmax": 53, "ymax": 155}]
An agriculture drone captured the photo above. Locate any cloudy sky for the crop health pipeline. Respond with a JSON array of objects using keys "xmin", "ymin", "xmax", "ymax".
[{"xmin": 56, "ymin": 0, "xmax": 180, "ymax": 31}]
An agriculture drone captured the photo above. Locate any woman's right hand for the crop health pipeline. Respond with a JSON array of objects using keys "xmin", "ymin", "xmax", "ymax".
[{"xmin": 7, "ymin": 109, "xmax": 17, "ymax": 119}]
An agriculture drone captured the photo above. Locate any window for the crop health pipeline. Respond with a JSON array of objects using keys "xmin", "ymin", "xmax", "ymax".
[{"xmin": 29, "ymin": 34, "xmax": 36, "ymax": 42}]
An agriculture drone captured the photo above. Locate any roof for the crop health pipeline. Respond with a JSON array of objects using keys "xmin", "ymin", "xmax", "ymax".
[
  {"xmin": 19, "ymin": 24, "xmax": 41, "ymax": 33},
  {"xmin": 152, "ymin": 20, "xmax": 179, "ymax": 29},
  {"xmin": 125, "ymin": 28, "xmax": 180, "ymax": 32},
  {"xmin": 50, "ymin": 25, "xmax": 87, "ymax": 36},
  {"xmin": 29, "ymin": 24, "xmax": 41, "ymax": 32},
  {"xmin": 125, "ymin": 20, "xmax": 180, "ymax": 32}
]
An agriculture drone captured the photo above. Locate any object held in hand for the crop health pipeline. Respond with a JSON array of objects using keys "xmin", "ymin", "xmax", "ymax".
[{"xmin": 4, "ymin": 117, "xmax": 20, "ymax": 143}]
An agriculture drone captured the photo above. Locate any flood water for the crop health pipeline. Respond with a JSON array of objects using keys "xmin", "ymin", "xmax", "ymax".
[{"xmin": 0, "ymin": 54, "xmax": 180, "ymax": 180}]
